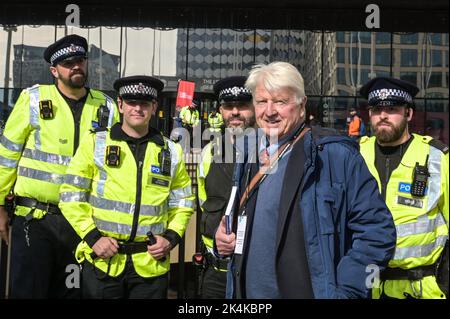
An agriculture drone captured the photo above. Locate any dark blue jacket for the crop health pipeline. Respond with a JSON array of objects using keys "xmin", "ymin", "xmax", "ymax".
[{"xmin": 226, "ymin": 126, "xmax": 396, "ymax": 298}]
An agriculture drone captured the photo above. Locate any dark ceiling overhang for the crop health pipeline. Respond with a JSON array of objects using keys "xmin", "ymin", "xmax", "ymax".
[{"xmin": 1, "ymin": 1, "xmax": 448, "ymax": 32}]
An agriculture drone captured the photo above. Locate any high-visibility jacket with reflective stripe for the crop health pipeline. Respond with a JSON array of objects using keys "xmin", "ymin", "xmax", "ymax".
[
  {"xmin": 360, "ymin": 134, "xmax": 449, "ymax": 298},
  {"xmin": 59, "ymin": 129, "xmax": 194, "ymax": 278},
  {"xmin": 208, "ymin": 113, "xmax": 223, "ymax": 131},
  {"xmin": 180, "ymin": 106, "xmax": 199, "ymax": 126},
  {"xmin": 0, "ymin": 85, "xmax": 118, "ymax": 217},
  {"xmin": 197, "ymin": 142, "xmax": 213, "ymax": 249}
]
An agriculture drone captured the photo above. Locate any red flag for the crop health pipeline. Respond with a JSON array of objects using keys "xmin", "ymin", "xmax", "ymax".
[{"xmin": 176, "ymin": 80, "xmax": 195, "ymax": 111}]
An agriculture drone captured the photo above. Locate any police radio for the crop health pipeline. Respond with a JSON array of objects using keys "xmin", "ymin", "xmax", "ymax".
[
  {"xmin": 39, "ymin": 100, "xmax": 54, "ymax": 119},
  {"xmin": 97, "ymin": 103, "xmax": 110, "ymax": 128},
  {"xmin": 411, "ymin": 155, "xmax": 429, "ymax": 197},
  {"xmin": 158, "ymin": 144, "xmax": 171, "ymax": 176},
  {"xmin": 105, "ymin": 145, "xmax": 121, "ymax": 167}
]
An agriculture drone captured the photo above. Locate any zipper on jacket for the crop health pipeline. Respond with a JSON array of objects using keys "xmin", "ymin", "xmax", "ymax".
[
  {"xmin": 73, "ymin": 119, "xmax": 80, "ymax": 155},
  {"xmin": 129, "ymin": 155, "xmax": 144, "ymax": 242},
  {"xmin": 382, "ymin": 157, "xmax": 390, "ymax": 200}
]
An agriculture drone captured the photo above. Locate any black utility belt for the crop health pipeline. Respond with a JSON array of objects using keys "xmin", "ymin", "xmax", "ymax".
[
  {"xmin": 15, "ymin": 196, "xmax": 61, "ymax": 215},
  {"xmin": 118, "ymin": 242, "xmax": 148, "ymax": 255},
  {"xmin": 381, "ymin": 264, "xmax": 436, "ymax": 281}
]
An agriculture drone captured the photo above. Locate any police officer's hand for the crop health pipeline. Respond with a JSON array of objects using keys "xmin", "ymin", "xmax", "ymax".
[
  {"xmin": 215, "ymin": 216, "xmax": 235, "ymax": 256},
  {"xmin": 147, "ymin": 235, "xmax": 171, "ymax": 260},
  {"xmin": 92, "ymin": 236, "xmax": 119, "ymax": 259},
  {"xmin": 0, "ymin": 206, "xmax": 10, "ymax": 245}
]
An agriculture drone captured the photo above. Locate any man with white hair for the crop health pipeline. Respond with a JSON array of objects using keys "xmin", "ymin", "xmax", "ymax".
[{"xmin": 215, "ymin": 61, "xmax": 397, "ymax": 299}]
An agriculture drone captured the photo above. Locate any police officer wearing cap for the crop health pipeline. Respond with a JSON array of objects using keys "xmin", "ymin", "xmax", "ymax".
[
  {"xmin": 359, "ymin": 77, "xmax": 449, "ymax": 299},
  {"xmin": 196, "ymin": 76, "xmax": 255, "ymax": 298},
  {"xmin": 207, "ymin": 107, "xmax": 224, "ymax": 133},
  {"xmin": 0, "ymin": 34, "xmax": 119, "ymax": 298},
  {"xmin": 59, "ymin": 75, "xmax": 194, "ymax": 298}
]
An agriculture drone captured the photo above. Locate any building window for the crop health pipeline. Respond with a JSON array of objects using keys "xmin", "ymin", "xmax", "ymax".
[
  {"xmin": 400, "ymin": 33, "xmax": 418, "ymax": 44},
  {"xmin": 428, "ymin": 72, "xmax": 442, "ymax": 88},
  {"xmin": 431, "ymin": 50, "xmax": 442, "ymax": 67},
  {"xmin": 350, "ymin": 48, "xmax": 371, "ymax": 65},
  {"xmin": 351, "ymin": 32, "xmax": 371, "ymax": 43},
  {"xmin": 375, "ymin": 49, "xmax": 390, "ymax": 66},
  {"xmin": 336, "ymin": 47, "xmax": 345, "ymax": 63},
  {"xmin": 337, "ymin": 67, "xmax": 346, "ymax": 84},
  {"xmin": 401, "ymin": 49, "xmax": 418, "ymax": 67},
  {"xmin": 376, "ymin": 32, "xmax": 391, "ymax": 44},
  {"xmin": 336, "ymin": 32, "xmax": 345, "ymax": 42},
  {"xmin": 400, "ymin": 72, "xmax": 417, "ymax": 85},
  {"xmin": 429, "ymin": 33, "xmax": 442, "ymax": 46}
]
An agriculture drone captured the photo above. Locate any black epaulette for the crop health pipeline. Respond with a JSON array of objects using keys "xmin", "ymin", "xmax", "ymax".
[
  {"xmin": 90, "ymin": 127, "xmax": 109, "ymax": 134},
  {"xmin": 429, "ymin": 139, "xmax": 449, "ymax": 154}
]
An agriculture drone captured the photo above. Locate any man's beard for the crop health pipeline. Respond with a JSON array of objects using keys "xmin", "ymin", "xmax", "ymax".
[
  {"xmin": 59, "ymin": 70, "xmax": 88, "ymax": 89},
  {"xmin": 373, "ymin": 116, "xmax": 408, "ymax": 144}
]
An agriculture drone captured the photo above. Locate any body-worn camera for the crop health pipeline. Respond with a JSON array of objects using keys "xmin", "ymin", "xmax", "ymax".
[
  {"xmin": 105, "ymin": 145, "xmax": 121, "ymax": 167},
  {"xmin": 97, "ymin": 104, "xmax": 110, "ymax": 128},
  {"xmin": 158, "ymin": 146, "xmax": 171, "ymax": 176},
  {"xmin": 39, "ymin": 100, "xmax": 54, "ymax": 119}
]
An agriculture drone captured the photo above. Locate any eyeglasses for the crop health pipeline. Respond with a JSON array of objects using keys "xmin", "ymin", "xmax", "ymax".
[{"xmin": 58, "ymin": 56, "xmax": 87, "ymax": 68}]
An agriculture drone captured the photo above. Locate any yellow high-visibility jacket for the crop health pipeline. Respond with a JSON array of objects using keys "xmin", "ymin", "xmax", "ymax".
[
  {"xmin": 180, "ymin": 106, "xmax": 199, "ymax": 127},
  {"xmin": 208, "ymin": 113, "xmax": 223, "ymax": 132},
  {"xmin": 59, "ymin": 125, "xmax": 194, "ymax": 278},
  {"xmin": 360, "ymin": 134, "xmax": 449, "ymax": 299},
  {"xmin": 0, "ymin": 84, "xmax": 119, "ymax": 219}
]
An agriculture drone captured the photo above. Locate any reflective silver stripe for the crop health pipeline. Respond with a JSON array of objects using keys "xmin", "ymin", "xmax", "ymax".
[
  {"xmin": 64, "ymin": 174, "xmax": 92, "ymax": 190},
  {"xmin": 28, "ymin": 86, "xmax": 41, "ymax": 150},
  {"xmin": 167, "ymin": 140, "xmax": 180, "ymax": 177},
  {"xmin": 427, "ymin": 146, "xmax": 442, "ymax": 211},
  {"xmin": 0, "ymin": 135, "xmax": 24, "ymax": 152},
  {"xmin": 170, "ymin": 185, "xmax": 192, "ymax": 200},
  {"xmin": 60, "ymin": 191, "xmax": 89, "ymax": 202},
  {"xmin": 199, "ymin": 198, "xmax": 205, "ymax": 207},
  {"xmin": 198, "ymin": 161, "xmax": 205, "ymax": 178},
  {"xmin": 0, "ymin": 155, "xmax": 19, "ymax": 168},
  {"xmin": 396, "ymin": 213, "xmax": 447, "ymax": 238},
  {"xmin": 140, "ymin": 204, "xmax": 162, "ymax": 217},
  {"xmin": 105, "ymin": 96, "xmax": 115, "ymax": 127},
  {"xmin": 22, "ymin": 148, "xmax": 72, "ymax": 166},
  {"xmin": 93, "ymin": 217, "xmax": 165, "ymax": 237},
  {"xmin": 18, "ymin": 166, "xmax": 64, "ymax": 184},
  {"xmin": 89, "ymin": 195, "xmax": 161, "ymax": 217},
  {"xmin": 392, "ymin": 235, "xmax": 448, "ymax": 260},
  {"xmin": 90, "ymin": 195, "xmax": 134, "ymax": 214},
  {"xmin": 94, "ymin": 131, "xmax": 107, "ymax": 196},
  {"xmin": 168, "ymin": 199, "xmax": 194, "ymax": 209}
]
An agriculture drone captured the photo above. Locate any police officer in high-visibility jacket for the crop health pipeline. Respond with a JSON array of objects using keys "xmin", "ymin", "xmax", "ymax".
[
  {"xmin": 207, "ymin": 108, "xmax": 223, "ymax": 133},
  {"xmin": 359, "ymin": 77, "xmax": 449, "ymax": 299},
  {"xmin": 197, "ymin": 76, "xmax": 255, "ymax": 298},
  {"xmin": 59, "ymin": 76, "xmax": 194, "ymax": 299},
  {"xmin": 0, "ymin": 34, "xmax": 119, "ymax": 298}
]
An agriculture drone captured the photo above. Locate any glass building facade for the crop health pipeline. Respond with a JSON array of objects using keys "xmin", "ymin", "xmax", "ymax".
[{"xmin": 1, "ymin": 26, "xmax": 448, "ymax": 144}]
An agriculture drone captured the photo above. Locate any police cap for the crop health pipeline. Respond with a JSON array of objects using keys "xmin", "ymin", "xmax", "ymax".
[
  {"xmin": 113, "ymin": 75, "xmax": 164, "ymax": 101},
  {"xmin": 44, "ymin": 34, "xmax": 88, "ymax": 66},
  {"xmin": 360, "ymin": 77, "xmax": 419, "ymax": 108},
  {"xmin": 213, "ymin": 76, "xmax": 252, "ymax": 103}
]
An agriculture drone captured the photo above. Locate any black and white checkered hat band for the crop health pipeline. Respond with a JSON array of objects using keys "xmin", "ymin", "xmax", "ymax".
[
  {"xmin": 119, "ymin": 84, "xmax": 158, "ymax": 98},
  {"xmin": 50, "ymin": 45, "xmax": 86, "ymax": 64},
  {"xmin": 368, "ymin": 88, "xmax": 412, "ymax": 105},
  {"xmin": 219, "ymin": 86, "xmax": 252, "ymax": 100}
]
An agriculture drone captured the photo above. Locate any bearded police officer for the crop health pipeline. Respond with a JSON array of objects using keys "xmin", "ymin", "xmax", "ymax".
[
  {"xmin": 0, "ymin": 34, "xmax": 119, "ymax": 298},
  {"xmin": 196, "ymin": 76, "xmax": 256, "ymax": 298},
  {"xmin": 359, "ymin": 77, "xmax": 449, "ymax": 299},
  {"xmin": 59, "ymin": 76, "xmax": 194, "ymax": 298}
]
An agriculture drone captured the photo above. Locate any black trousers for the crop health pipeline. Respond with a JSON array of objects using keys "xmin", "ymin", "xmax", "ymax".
[
  {"xmin": 200, "ymin": 265, "xmax": 227, "ymax": 299},
  {"xmin": 9, "ymin": 214, "xmax": 81, "ymax": 299},
  {"xmin": 81, "ymin": 256, "xmax": 168, "ymax": 299}
]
